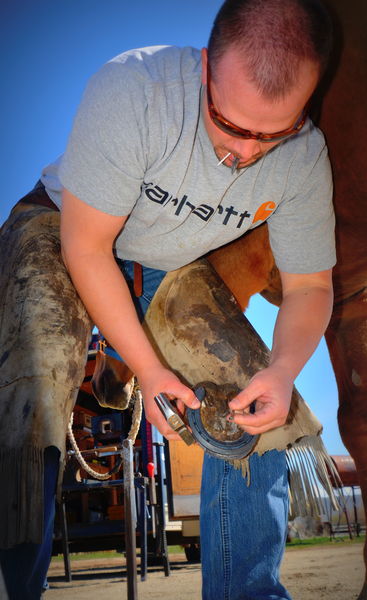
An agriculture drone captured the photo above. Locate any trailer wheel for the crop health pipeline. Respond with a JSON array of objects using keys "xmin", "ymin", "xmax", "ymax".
[{"xmin": 184, "ymin": 543, "xmax": 201, "ymax": 563}]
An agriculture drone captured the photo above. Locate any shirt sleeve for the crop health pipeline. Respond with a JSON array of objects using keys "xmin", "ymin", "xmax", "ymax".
[
  {"xmin": 59, "ymin": 61, "xmax": 148, "ymax": 216},
  {"xmin": 267, "ymin": 138, "xmax": 336, "ymax": 274}
]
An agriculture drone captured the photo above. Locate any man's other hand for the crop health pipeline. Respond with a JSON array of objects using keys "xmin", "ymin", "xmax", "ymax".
[{"xmin": 227, "ymin": 366, "xmax": 293, "ymax": 434}]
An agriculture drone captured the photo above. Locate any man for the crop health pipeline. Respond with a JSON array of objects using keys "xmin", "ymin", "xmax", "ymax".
[{"xmin": 0, "ymin": 0, "xmax": 335, "ymax": 598}]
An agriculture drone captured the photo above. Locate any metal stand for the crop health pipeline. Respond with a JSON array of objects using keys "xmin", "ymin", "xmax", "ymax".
[
  {"xmin": 60, "ymin": 499, "xmax": 72, "ymax": 582},
  {"xmin": 154, "ymin": 442, "xmax": 170, "ymax": 577},
  {"xmin": 59, "ymin": 445, "xmax": 146, "ymax": 599},
  {"xmin": 58, "ymin": 432, "xmax": 171, "ymax": 596},
  {"xmin": 123, "ymin": 439, "xmax": 138, "ymax": 600},
  {"xmin": 136, "ymin": 477, "xmax": 148, "ymax": 581}
]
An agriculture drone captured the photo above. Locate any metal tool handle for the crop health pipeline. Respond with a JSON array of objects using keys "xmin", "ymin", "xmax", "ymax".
[
  {"xmin": 154, "ymin": 392, "xmax": 195, "ymax": 446},
  {"xmin": 155, "ymin": 393, "xmax": 177, "ymax": 420}
]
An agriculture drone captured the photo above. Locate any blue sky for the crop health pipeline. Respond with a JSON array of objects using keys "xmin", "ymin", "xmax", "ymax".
[{"xmin": 1, "ymin": 0, "xmax": 346, "ymax": 455}]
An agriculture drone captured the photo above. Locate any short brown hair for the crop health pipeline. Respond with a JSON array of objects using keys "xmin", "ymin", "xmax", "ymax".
[{"xmin": 208, "ymin": 0, "xmax": 333, "ymax": 100}]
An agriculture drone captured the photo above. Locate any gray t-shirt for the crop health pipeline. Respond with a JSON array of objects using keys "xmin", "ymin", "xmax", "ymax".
[{"xmin": 42, "ymin": 45, "xmax": 336, "ymax": 273}]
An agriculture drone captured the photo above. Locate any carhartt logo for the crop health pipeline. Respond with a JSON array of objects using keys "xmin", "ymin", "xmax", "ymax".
[
  {"xmin": 252, "ymin": 201, "xmax": 276, "ymax": 224},
  {"xmin": 143, "ymin": 182, "xmax": 251, "ymax": 229}
]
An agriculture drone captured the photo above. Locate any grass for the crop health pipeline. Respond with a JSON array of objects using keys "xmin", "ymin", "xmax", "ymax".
[
  {"xmin": 286, "ymin": 535, "xmax": 365, "ymax": 547},
  {"xmin": 52, "ymin": 545, "xmax": 185, "ymax": 562},
  {"xmin": 51, "ymin": 536, "xmax": 365, "ymax": 562},
  {"xmin": 52, "ymin": 550, "xmax": 123, "ymax": 562}
]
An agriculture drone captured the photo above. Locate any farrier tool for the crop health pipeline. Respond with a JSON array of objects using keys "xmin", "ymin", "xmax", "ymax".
[
  {"xmin": 154, "ymin": 386, "xmax": 259, "ymax": 460},
  {"xmin": 154, "ymin": 392, "xmax": 196, "ymax": 446}
]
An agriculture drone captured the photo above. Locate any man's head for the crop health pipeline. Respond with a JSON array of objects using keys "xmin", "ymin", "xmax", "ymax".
[{"xmin": 202, "ymin": 0, "xmax": 333, "ymax": 170}]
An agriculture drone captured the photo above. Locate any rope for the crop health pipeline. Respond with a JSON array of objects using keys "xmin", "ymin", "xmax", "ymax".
[{"xmin": 67, "ymin": 384, "xmax": 143, "ymax": 481}]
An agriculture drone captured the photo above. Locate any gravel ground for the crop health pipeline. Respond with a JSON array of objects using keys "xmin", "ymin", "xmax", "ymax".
[{"xmin": 43, "ymin": 539, "xmax": 365, "ymax": 600}]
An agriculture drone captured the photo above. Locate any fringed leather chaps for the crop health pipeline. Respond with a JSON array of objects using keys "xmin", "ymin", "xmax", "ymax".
[{"xmin": 0, "ymin": 203, "xmax": 92, "ymax": 547}]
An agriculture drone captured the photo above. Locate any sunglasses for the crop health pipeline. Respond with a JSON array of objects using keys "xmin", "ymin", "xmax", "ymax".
[{"xmin": 206, "ymin": 62, "xmax": 308, "ymax": 143}]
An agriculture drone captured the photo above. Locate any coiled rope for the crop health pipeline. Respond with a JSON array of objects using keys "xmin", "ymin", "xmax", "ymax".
[{"xmin": 67, "ymin": 384, "xmax": 143, "ymax": 480}]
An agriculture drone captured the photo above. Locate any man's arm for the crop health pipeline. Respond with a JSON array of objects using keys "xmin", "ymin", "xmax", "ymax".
[
  {"xmin": 60, "ymin": 189, "xmax": 199, "ymax": 439},
  {"xmin": 228, "ymin": 268, "xmax": 334, "ymax": 434}
]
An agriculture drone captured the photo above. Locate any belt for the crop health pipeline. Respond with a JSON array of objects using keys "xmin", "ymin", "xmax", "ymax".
[
  {"xmin": 17, "ymin": 183, "xmax": 59, "ymax": 212},
  {"xmin": 133, "ymin": 262, "xmax": 143, "ymax": 297}
]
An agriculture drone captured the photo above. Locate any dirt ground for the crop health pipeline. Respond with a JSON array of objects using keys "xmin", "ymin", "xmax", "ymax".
[{"xmin": 44, "ymin": 540, "xmax": 365, "ymax": 600}]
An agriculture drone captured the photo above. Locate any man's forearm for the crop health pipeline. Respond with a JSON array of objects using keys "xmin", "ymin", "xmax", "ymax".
[
  {"xmin": 227, "ymin": 282, "xmax": 334, "ymax": 434},
  {"xmin": 59, "ymin": 189, "xmax": 199, "ymax": 439},
  {"xmin": 270, "ymin": 285, "xmax": 334, "ymax": 380},
  {"xmin": 62, "ymin": 248, "xmax": 162, "ymax": 378}
]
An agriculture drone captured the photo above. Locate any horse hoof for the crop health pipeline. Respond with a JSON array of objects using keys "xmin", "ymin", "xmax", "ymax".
[
  {"xmin": 195, "ymin": 381, "xmax": 244, "ymax": 442},
  {"xmin": 357, "ymin": 583, "xmax": 367, "ymax": 600}
]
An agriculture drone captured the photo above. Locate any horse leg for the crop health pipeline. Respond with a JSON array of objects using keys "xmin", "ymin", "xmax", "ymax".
[
  {"xmin": 207, "ymin": 223, "xmax": 277, "ymax": 311},
  {"xmin": 325, "ymin": 288, "xmax": 367, "ymax": 598}
]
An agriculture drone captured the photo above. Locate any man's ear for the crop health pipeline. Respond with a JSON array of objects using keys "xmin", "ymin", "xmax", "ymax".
[{"xmin": 201, "ymin": 47, "xmax": 208, "ymax": 85}]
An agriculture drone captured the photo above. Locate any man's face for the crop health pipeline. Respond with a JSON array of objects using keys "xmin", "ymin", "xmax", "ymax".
[{"xmin": 201, "ymin": 47, "xmax": 319, "ymax": 170}]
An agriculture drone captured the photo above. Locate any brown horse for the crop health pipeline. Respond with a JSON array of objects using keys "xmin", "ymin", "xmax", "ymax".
[{"xmin": 208, "ymin": 1, "xmax": 367, "ymax": 596}]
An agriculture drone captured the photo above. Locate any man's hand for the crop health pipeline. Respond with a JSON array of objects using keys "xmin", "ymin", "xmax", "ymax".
[
  {"xmin": 137, "ymin": 365, "xmax": 200, "ymax": 440},
  {"xmin": 227, "ymin": 366, "xmax": 294, "ymax": 434},
  {"xmin": 228, "ymin": 268, "xmax": 333, "ymax": 435}
]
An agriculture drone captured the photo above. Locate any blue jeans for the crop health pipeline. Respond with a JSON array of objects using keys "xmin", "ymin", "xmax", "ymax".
[
  {"xmin": 123, "ymin": 261, "xmax": 291, "ymax": 600},
  {"xmin": 0, "ymin": 447, "xmax": 60, "ymax": 600},
  {"xmin": 200, "ymin": 451, "xmax": 291, "ymax": 600}
]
